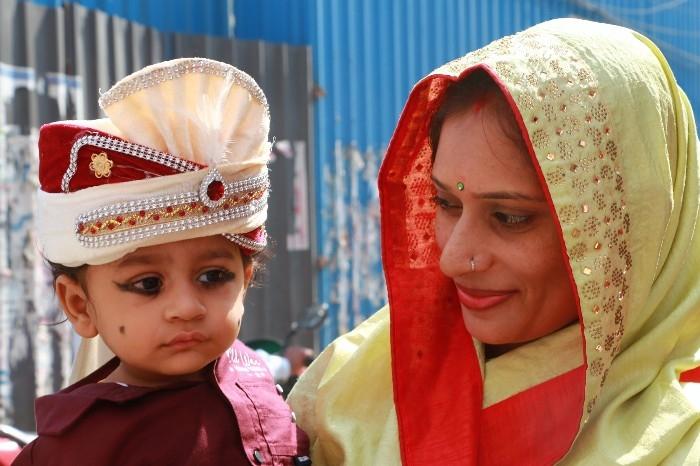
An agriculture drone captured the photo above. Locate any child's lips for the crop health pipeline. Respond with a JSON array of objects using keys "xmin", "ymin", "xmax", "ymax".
[
  {"xmin": 165, "ymin": 331, "xmax": 207, "ymax": 348},
  {"xmin": 454, "ymin": 284, "xmax": 517, "ymax": 311}
]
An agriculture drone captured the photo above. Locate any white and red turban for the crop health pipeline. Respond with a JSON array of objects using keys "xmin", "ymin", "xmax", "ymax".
[{"xmin": 37, "ymin": 58, "xmax": 270, "ymax": 266}]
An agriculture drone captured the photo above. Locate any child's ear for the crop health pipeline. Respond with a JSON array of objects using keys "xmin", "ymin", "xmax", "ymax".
[
  {"xmin": 55, "ymin": 275, "xmax": 98, "ymax": 338},
  {"xmin": 243, "ymin": 262, "xmax": 254, "ymax": 289}
]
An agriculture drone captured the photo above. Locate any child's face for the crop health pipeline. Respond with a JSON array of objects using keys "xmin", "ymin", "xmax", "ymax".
[{"xmin": 57, "ymin": 235, "xmax": 251, "ymax": 386}]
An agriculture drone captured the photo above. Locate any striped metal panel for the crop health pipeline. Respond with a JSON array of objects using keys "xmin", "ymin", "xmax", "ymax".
[
  {"xmin": 235, "ymin": 0, "xmax": 700, "ymax": 345},
  {"xmin": 0, "ymin": 0, "xmax": 313, "ymax": 429},
  {"xmin": 19, "ymin": 0, "xmax": 235, "ymax": 36},
  {"xmin": 233, "ymin": 0, "xmax": 312, "ymax": 45}
]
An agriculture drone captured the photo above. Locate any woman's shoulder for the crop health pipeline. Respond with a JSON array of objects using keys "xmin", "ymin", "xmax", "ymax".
[
  {"xmin": 332, "ymin": 304, "xmax": 391, "ymax": 351},
  {"xmin": 295, "ymin": 306, "xmax": 390, "ymax": 386},
  {"xmin": 288, "ymin": 306, "xmax": 401, "ymax": 466}
]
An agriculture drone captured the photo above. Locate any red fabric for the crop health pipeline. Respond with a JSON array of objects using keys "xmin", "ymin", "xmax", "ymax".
[
  {"xmin": 0, "ymin": 440, "xmax": 21, "ymax": 466},
  {"xmin": 680, "ymin": 366, "xmax": 700, "ymax": 383},
  {"xmin": 13, "ymin": 341, "xmax": 308, "ymax": 466},
  {"xmin": 38, "ymin": 123, "xmax": 204, "ymax": 193},
  {"xmin": 479, "ymin": 366, "xmax": 586, "ymax": 465},
  {"xmin": 380, "ymin": 65, "xmax": 585, "ymax": 465},
  {"xmin": 381, "ymin": 75, "xmax": 482, "ymax": 465},
  {"xmin": 38, "ymin": 122, "xmax": 265, "ymax": 256},
  {"xmin": 238, "ymin": 226, "xmax": 267, "ymax": 256}
]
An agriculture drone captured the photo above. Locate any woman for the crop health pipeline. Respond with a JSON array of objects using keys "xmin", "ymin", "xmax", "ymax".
[{"xmin": 288, "ymin": 18, "xmax": 700, "ymax": 465}]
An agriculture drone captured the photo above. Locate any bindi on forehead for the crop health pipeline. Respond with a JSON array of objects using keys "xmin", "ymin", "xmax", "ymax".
[{"xmin": 471, "ymin": 95, "xmax": 489, "ymax": 114}]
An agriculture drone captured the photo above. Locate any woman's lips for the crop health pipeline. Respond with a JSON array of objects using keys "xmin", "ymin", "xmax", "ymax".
[{"xmin": 455, "ymin": 285, "xmax": 517, "ymax": 311}]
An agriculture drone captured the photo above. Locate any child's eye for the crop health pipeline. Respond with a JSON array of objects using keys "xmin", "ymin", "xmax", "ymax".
[
  {"xmin": 115, "ymin": 276, "xmax": 162, "ymax": 295},
  {"xmin": 198, "ymin": 269, "xmax": 235, "ymax": 287},
  {"xmin": 494, "ymin": 212, "xmax": 531, "ymax": 226}
]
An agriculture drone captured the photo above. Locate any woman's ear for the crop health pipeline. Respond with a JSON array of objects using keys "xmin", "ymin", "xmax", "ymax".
[{"xmin": 55, "ymin": 275, "xmax": 98, "ymax": 338}]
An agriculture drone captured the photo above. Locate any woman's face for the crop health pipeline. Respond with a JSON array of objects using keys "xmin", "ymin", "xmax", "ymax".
[{"xmin": 431, "ymin": 102, "xmax": 578, "ymax": 347}]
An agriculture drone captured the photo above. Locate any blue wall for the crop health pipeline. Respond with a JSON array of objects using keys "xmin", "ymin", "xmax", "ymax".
[{"xmin": 19, "ymin": 0, "xmax": 234, "ymax": 35}]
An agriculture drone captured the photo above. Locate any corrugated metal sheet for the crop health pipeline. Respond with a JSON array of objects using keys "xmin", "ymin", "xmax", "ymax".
[
  {"xmin": 233, "ymin": 0, "xmax": 311, "ymax": 45},
  {"xmin": 0, "ymin": 0, "xmax": 313, "ymax": 429},
  {"xmin": 235, "ymin": 0, "xmax": 700, "ymax": 346},
  {"xmin": 19, "ymin": 0, "xmax": 235, "ymax": 36}
]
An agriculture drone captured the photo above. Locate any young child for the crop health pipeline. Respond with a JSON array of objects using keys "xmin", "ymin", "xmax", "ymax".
[{"xmin": 13, "ymin": 58, "xmax": 310, "ymax": 465}]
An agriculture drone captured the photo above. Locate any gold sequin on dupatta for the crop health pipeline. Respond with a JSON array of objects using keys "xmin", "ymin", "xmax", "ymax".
[{"xmin": 435, "ymin": 30, "xmax": 632, "ymax": 418}]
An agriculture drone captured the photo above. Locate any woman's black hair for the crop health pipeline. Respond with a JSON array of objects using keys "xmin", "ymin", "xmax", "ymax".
[{"xmin": 429, "ymin": 69, "xmax": 524, "ymax": 156}]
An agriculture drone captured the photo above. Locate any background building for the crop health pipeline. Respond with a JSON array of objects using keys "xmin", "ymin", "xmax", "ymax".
[{"xmin": 1, "ymin": 0, "xmax": 698, "ymax": 429}]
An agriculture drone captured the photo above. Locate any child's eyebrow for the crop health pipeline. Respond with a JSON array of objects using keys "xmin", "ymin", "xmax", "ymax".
[
  {"xmin": 197, "ymin": 248, "xmax": 237, "ymax": 262},
  {"xmin": 116, "ymin": 253, "xmax": 169, "ymax": 268},
  {"xmin": 116, "ymin": 248, "xmax": 237, "ymax": 268}
]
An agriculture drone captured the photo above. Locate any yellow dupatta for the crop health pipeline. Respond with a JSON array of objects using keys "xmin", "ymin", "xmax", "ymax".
[{"xmin": 288, "ymin": 18, "xmax": 700, "ymax": 465}]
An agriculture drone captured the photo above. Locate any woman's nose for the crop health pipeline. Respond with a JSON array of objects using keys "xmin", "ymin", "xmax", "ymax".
[
  {"xmin": 164, "ymin": 283, "xmax": 206, "ymax": 321},
  {"xmin": 438, "ymin": 216, "xmax": 491, "ymax": 278}
]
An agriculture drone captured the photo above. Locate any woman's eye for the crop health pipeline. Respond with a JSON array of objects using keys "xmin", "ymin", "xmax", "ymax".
[
  {"xmin": 431, "ymin": 195, "xmax": 459, "ymax": 210},
  {"xmin": 198, "ymin": 269, "xmax": 235, "ymax": 286},
  {"xmin": 116, "ymin": 276, "xmax": 162, "ymax": 295},
  {"xmin": 494, "ymin": 212, "xmax": 531, "ymax": 226}
]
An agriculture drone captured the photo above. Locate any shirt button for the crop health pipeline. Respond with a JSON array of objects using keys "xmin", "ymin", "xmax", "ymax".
[
  {"xmin": 276, "ymin": 384, "xmax": 284, "ymax": 395},
  {"xmin": 253, "ymin": 449, "xmax": 264, "ymax": 463}
]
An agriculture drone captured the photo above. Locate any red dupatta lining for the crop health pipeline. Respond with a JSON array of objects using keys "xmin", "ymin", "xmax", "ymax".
[
  {"xmin": 680, "ymin": 367, "xmax": 700, "ymax": 383},
  {"xmin": 479, "ymin": 366, "xmax": 586, "ymax": 466},
  {"xmin": 380, "ymin": 65, "xmax": 586, "ymax": 465},
  {"xmin": 381, "ymin": 74, "xmax": 483, "ymax": 464}
]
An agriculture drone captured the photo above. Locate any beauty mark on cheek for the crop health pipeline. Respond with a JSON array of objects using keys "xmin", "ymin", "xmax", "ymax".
[{"xmin": 119, "ymin": 325, "xmax": 126, "ymax": 335}]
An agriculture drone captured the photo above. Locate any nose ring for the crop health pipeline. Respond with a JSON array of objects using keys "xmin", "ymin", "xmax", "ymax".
[{"xmin": 470, "ymin": 257, "xmax": 476, "ymax": 272}]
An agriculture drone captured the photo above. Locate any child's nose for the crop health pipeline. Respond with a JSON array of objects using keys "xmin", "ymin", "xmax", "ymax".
[{"xmin": 164, "ymin": 285, "xmax": 207, "ymax": 321}]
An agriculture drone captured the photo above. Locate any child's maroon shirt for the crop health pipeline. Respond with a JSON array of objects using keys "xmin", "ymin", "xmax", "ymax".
[{"xmin": 13, "ymin": 340, "xmax": 310, "ymax": 465}]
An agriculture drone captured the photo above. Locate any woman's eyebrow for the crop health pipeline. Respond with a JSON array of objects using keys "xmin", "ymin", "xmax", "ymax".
[
  {"xmin": 431, "ymin": 175, "xmax": 449, "ymax": 191},
  {"xmin": 431, "ymin": 175, "xmax": 545, "ymax": 202},
  {"xmin": 477, "ymin": 191, "xmax": 546, "ymax": 202}
]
